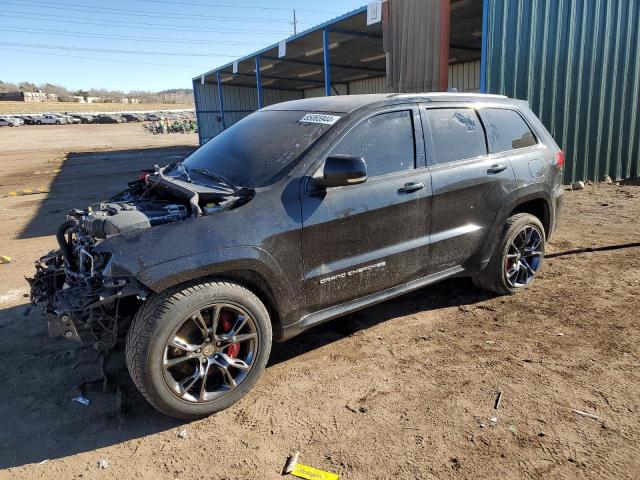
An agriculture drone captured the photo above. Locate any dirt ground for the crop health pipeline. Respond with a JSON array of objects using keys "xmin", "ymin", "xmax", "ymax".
[
  {"xmin": 0, "ymin": 102, "xmax": 193, "ymax": 114},
  {"xmin": 0, "ymin": 124, "xmax": 638, "ymax": 479}
]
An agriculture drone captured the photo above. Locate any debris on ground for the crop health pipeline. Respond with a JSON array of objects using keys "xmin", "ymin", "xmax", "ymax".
[
  {"xmin": 0, "ymin": 255, "xmax": 10, "ymax": 264},
  {"xmin": 177, "ymin": 429, "xmax": 188, "ymax": 439},
  {"xmin": 490, "ymin": 416, "xmax": 498, "ymax": 425},
  {"xmin": 37, "ymin": 459, "xmax": 49, "ymax": 465},
  {"xmin": 97, "ymin": 459, "xmax": 109, "ymax": 469},
  {"xmin": 572, "ymin": 409, "xmax": 602, "ymax": 421},
  {"xmin": 282, "ymin": 451, "xmax": 339, "ymax": 480},
  {"xmin": 571, "ymin": 181, "xmax": 585, "ymax": 190},
  {"xmin": 508, "ymin": 425, "xmax": 517, "ymax": 434},
  {"xmin": 71, "ymin": 396, "xmax": 90, "ymax": 406},
  {"xmin": 494, "ymin": 391, "xmax": 503, "ymax": 409},
  {"xmin": 603, "ymin": 175, "xmax": 613, "ymax": 184}
]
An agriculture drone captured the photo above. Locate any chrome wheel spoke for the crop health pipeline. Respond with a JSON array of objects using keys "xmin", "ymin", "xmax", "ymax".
[
  {"xmin": 179, "ymin": 365, "xmax": 202, "ymax": 394},
  {"xmin": 220, "ymin": 353, "xmax": 250, "ymax": 371},
  {"xmin": 212, "ymin": 358, "xmax": 237, "ymax": 389},
  {"xmin": 219, "ymin": 332, "xmax": 257, "ymax": 348},
  {"xmin": 192, "ymin": 312, "xmax": 209, "ymax": 339},
  {"xmin": 521, "ymin": 258, "xmax": 536, "ymax": 277},
  {"xmin": 198, "ymin": 362, "xmax": 211, "ymax": 401},
  {"xmin": 169, "ymin": 336, "xmax": 200, "ymax": 353},
  {"xmin": 164, "ymin": 355, "xmax": 194, "ymax": 368}
]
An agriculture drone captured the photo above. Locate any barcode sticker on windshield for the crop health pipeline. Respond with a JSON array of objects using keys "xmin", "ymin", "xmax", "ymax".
[{"xmin": 299, "ymin": 113, "xmax": 341, "ymax": 125}]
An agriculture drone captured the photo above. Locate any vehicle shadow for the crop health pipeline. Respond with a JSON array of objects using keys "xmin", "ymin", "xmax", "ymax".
[
  {"xmin": 18, "ymin": 145, "xmax": 197, "ymax": 239},
  {"xmin": 0, "ymin": 276, "xmax": 490, "ymax": 469},
  {"xmin": 0, "ymin": 303, "xmax": 185, "ymax": 470},
  {"xmin": 269, "ymin": 277, "xmax": 492, "ymax": 367}
]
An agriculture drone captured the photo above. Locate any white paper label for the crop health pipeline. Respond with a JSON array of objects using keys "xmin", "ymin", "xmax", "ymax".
[
  {"xmin": 200, "ymin": 75, "xmax": 205, "ymax": 85},
  {"xmin": 232, "ymin": 61, "xmax": 238, "ymax": 74},
  {"xmin": 278, "ymin": 40, "xmax": 286, "ymax": 58},
  {"xmin": 299, "ymin": 113, "xmax": 341, "ymax": 125},
  {"xmin": 367, "ymin": 0, "xmax": 382, "ymax": 25}
]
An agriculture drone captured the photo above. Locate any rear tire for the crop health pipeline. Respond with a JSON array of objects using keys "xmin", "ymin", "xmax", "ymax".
[
  {"xmin": 125, "ymin": 280, "xmax": 272, "ymax": 419},
  {"xmin": 472, "ymin": 213, "xmax": 545, "ymax": 295}
]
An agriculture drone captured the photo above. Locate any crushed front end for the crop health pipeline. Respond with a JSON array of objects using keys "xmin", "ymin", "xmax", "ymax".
[
  {"xmin": 28, "ymin": 164, "xmax": 253, "ymax": 350},
  {"xmin": 27, "ymin": 204, "xmax": 159, "ymax": 350}
]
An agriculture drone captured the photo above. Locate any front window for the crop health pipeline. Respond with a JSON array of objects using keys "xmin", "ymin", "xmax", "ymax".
[{"xmin": 180, "ymin": 110, "xmax": 336, "ymax": 188}]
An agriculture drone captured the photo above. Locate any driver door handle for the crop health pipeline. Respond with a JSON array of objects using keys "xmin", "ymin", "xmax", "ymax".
[
  {"xmin": 487, "ymin": 163, "xmax": 508, "ymax": 174},
  {"xmin": 398, "ymin": 182, "xmax": 425, "ymax": 193}
]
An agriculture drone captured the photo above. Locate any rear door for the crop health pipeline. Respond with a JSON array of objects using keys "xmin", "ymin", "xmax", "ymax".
[
  {"xmin": 420, "ymin": 105, "xmax": 517, "ymax": 274},
  {"xmin": 300, "ymin": 107, "xmax": 431, "ymax": 312},
  {"xmin": 478, "ymin": 107, "xmax": 555, "ymax": 195}
]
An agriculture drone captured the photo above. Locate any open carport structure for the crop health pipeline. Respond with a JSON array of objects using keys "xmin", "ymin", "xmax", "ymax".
[{"xmin": 193, "ymin": 1, "xmax": 483, "ymax": 143}]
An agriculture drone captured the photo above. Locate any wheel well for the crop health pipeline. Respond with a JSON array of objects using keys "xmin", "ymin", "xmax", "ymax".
[
  {"xmin": 207, "ymin": 269, "xmax": 283, "ymax": 340},
  {"xmin": 510, "ymin": 199, "xmax": 550, "ymax": 237}
]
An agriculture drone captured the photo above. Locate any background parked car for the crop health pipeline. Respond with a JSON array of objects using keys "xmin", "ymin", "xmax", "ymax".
[
  {"xmin": 121, "ymin": 113, "xmax": 142, "ymax": 122},
  {"xmin": 145, "ymin": 113, "xmax": 161, "ymax": 121},
  {"xmin": 94, "ymin": 114, "xmax": 124, "ymax": 124},
  {"xmin": 0, "ymin": 116, "xmax": 23, "ymax": 127},
  {"xmin": 35, "ymin": 114, "xmax": 65, "ymax": 125},
  {"xmin": 61, "ymin": 114, "xmax": 81, "ymax": 124},
  {"xmin": 71, "ymin": 114, "xmax": 93, "ymax": 124},
  {"xmin": 15, "ymin": 115, "xmax": 39, "ymax": 125}
]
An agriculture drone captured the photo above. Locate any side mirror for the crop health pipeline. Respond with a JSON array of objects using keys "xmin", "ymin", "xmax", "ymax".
[{"xmin": 321, "ymin": 154, "xmax": 367, "ymax": 188}]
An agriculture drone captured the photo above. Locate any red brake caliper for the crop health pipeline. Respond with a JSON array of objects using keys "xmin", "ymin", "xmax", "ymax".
[{"xmin": 220, "ymin": 310, "xmax": 240, "ymax": 358}]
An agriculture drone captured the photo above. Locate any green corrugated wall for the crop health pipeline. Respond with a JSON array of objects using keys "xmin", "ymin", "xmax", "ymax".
[{"xmin": 486, "ymin": 0, "xmax": 640, "ymax": 182}]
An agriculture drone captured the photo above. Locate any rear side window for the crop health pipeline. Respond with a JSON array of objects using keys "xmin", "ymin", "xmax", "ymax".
[
  {"xmin": 482, "ymin": 108, "xmax": 537, "ymax": 152},
  {"xmin": 330, "ymin": 110, "xmax": 415, "ymax": 177},
  {"xmin": 424, "ymin": 108, "xmax": 487, "ymax": 164}
]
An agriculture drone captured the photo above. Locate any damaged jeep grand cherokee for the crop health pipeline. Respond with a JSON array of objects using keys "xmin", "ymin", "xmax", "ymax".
[{"xmin": 29, "ymin": 94, "xmax": 564, "ymax": 419}]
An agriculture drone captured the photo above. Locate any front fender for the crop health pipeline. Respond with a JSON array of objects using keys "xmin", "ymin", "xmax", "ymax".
[{"xmin": 134, "ymin": 245, "xmax": 295, "ymax": 309}]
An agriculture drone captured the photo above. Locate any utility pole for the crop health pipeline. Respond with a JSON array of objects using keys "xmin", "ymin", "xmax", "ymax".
[{"xmin": 292, "ymin": 9, "xmax": 297, "ymax": 35}]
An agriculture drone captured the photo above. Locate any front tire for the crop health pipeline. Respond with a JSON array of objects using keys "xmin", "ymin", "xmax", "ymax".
[
  {"xmin": 472, "ymin": 213, "xmax": 545, "ymax": 295},
  {"xmin": 125, "ymin": 280, "xmax": 272, "ymax": 419}
]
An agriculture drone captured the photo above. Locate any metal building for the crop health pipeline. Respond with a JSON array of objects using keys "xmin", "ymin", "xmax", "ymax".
[{"xmin": 194, "ymin": 0, "xmax": 640, "ymax": 183}]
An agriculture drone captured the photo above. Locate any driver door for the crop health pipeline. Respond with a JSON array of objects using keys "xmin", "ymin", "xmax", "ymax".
[{"xmin": 300, "ymin": 107, "xmax": 431, "ymax": 313}]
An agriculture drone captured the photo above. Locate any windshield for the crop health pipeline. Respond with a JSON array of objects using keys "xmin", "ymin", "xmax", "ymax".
[{"xmin": 180, "ymin": 110, "xmax": 335, "ymax": 187}]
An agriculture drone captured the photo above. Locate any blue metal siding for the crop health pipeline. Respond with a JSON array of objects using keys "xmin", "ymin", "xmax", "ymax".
[{"xmin": 486, "ymin": 0, "xmax": 640, "ymax": 182}]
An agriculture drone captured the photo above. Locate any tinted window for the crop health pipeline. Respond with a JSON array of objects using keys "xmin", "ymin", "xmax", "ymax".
[
  {"xmin": 181, "ymin": 111, "xmax": 333, "ymax": 187},
  {"xmin": 425, "ymin": 108, "xmax": 487, "ymax": 164},
  {"xmin": 330, "ymin": 110, "xmax": 415, "ymax": 177},
  {"xmin": 483, "ymin": 108, "xmax": 537, "ymax": 152}
]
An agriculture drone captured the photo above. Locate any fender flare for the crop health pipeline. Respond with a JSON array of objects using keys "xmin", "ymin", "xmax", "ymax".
[{"xmin": 132, "ymin": 246, "xmax": 296, "ymax": 329}]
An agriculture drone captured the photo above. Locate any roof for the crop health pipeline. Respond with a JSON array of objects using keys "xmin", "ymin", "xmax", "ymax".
[{"xmin": 262, "ymin": 92, "xmax": 512, "ymax": 113}]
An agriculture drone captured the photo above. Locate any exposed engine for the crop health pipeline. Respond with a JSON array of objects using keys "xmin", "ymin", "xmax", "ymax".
[{"xmin": 28, "ymin": 165, "xmax": 253, "ymax": 350}]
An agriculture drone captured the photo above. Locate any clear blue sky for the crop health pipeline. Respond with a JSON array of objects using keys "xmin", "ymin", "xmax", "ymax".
[{"xmin": 0, "ymin": 0, "xmax": 366, "ymax": 92}]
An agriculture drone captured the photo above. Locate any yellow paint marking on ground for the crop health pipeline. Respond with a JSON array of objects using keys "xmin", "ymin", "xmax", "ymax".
[
  {"xmin": 3, "ymin": 188, "xmax": 49, "ymax": 197},
  {"xmin": 291, "ymin": 463, "xmax": 339, "ymax": 480}
]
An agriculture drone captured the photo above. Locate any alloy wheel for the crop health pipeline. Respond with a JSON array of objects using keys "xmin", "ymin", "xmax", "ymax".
[
  {"xmin": 162, "ymin": 303, "xmax": 258, "ymax": 403},
  {"xmin": 504, "ymin": 225, "xmax": 543, "ymax": 288}
]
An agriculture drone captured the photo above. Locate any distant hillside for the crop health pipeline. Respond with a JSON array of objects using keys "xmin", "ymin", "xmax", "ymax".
[{"xmin": 0, "ymin": 80, "xmax": 194, "ymax": 105}]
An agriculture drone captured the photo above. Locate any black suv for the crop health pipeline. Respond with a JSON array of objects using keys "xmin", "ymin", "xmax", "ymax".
[{"xmin": 29, "ymin": 93, "xmax": 564, "ymax": 419}]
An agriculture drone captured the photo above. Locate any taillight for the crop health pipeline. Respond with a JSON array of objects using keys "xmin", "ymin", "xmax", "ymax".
[{"xmin": 555, "ymin": 151, "xmax": 565, "ymax": 168}]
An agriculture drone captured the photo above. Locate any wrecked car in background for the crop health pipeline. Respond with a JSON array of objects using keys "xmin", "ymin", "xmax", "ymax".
[{"xmin": 29, "ymin": 93, "xmax": 564, "ymax": 419}]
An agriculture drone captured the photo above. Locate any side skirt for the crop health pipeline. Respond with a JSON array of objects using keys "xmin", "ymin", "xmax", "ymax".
[{"xmin": 281, "ymin": 266, "xmax": 465, "ymax": 340}]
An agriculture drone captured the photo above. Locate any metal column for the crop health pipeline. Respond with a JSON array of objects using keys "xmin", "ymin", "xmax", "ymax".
[
  {"xmin": 255, "ymin": 56, "xmax": 263, "ymax": 109},
  {"xmin": 323, "ymin": 27, "xmax": 331, "ymax": 97},
  {"xmin": 479, "ymin": 0, "xmax": 489, "ymax": 93},
  {"xmin": 216, "ymin": 71, "xmax": 226, "ymax": 130}
]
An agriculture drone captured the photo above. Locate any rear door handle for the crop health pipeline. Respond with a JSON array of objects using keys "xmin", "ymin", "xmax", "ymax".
[
  {"xmin": 487, "ymin": 163, "xmax": 508, "ymax": 174},
  {"xmin": 398, "ymin": 182, "xmax": 425, "ymax": 193}
]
